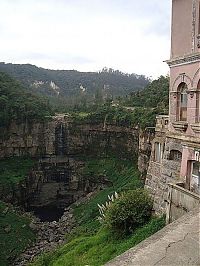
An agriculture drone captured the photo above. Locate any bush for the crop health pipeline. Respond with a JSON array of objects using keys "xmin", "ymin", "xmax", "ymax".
[{"xmin": 104, "ymin": 189, "xmax": 153, "ymax": 235}]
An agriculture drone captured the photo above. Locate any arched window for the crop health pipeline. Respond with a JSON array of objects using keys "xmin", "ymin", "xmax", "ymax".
[
  {"xmin": 169, "ymin": 150, "xmax": 182, "ymax": 161},
  {"xmin": 196, "ymin": 80, "xmax": 200, "ymax": 122},
  {"xmin": 177, "ymin": 82, "xmax": 188, "ymax": 121}
]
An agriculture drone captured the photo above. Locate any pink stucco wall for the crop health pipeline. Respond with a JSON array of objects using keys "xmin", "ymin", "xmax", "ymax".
[
  {"xmin": 171, "ymin": 0, "xmax": 200, "ymax": 58},
  {"xmin": 169, "ymin": 61, "xmax": 200, "ymax": 126},
  {"xmin": 180, "ymin": 147, "xmax": 193, "ymax": 178},
  {"xmin": 169, "ymin": 0, "xmax": 200, "ymax": 190}
]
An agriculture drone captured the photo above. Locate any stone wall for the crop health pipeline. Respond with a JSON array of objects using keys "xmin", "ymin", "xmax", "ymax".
[
  {"xmin": 138, "ymin": 129, "xmax": 155, "ymax": 180},
  {"xmin": 145, "ymin": 133, "xmax": 183, "ymax": 214},
  {"xmin": 145, "ymin": 115, "xmax": 200, "ymax": 215}
]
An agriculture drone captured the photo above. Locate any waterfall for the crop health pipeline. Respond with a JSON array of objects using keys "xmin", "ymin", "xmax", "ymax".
[{"xmin": 56, "ymin": 123, "xmax": 65, "ymax": 155}]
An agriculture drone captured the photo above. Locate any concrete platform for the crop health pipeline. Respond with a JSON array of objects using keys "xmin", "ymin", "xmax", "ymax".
[{"xmin": 106, "ymin": 208, "xmax": 200, "ymax": 266}]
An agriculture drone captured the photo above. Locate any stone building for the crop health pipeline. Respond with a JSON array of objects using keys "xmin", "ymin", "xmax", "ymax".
[{"xmin": 145, "ymin": 0, "xmax": 200, "ymax": 219}]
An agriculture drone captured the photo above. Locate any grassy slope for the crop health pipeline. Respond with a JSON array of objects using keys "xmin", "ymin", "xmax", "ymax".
[
  {"xmin": 0, "ymin": 201, "xmax": 35, "ymax": 266},
  {"xmin": 73, "ymin": 158, "xmax": 142, "ymax": 233},
  {"xmin": 0, "ymin": 157, "xmax": 36, "ymax": 265},
  {"xmin": 32, "ymin": 158, "xmax": 165, "ymax": 266}
]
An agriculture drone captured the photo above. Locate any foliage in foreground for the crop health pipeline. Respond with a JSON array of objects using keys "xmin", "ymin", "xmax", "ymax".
[
  {"xmin": 72, "ymin": 157, "xmax": 142, "ymax": 234},
  {"xmin": 104, "ymin": 189, "xmax": 153, "ymax": 235},
  {"xmin": 32, "ymin": 157, "xmax": 165, "ymax": 266},
  {"xmin": 0, "ymin": 201, "xmax": 35, "ymax": 266},
  {"xmin": 32, "ymin": 216, "xmax": 165, "ymax": 266}
]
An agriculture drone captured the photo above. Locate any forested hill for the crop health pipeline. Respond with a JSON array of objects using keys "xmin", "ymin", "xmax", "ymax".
[
  {"xmin": 124, "ymin": 75, "xmax": 169, "ymax": 111},
  {"xmin": 0, "ymin": 72, "xmax": 53, "ymax": 127},
  {"xmin": 0, "ymin": 63, "xmax": 149, "ymax": 98}
]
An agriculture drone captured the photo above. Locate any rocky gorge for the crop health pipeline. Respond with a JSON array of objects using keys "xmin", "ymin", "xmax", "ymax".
[
  {"xmin": 14, "ymin": 207, "xmax": 75, "ymax": 265},
  {"xmin": 0, "ymin": 114, "xmax": 155, "ymax": 265}
]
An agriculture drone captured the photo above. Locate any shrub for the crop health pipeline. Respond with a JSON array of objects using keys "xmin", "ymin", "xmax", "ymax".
[{"xmin": 104, "ymin": 189, "xmax": 153, "ymax": 235}]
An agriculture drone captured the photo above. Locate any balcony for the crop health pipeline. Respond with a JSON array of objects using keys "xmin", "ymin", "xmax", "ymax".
[
  {"xmin": 155, "ymin": 115, "xmax": 169, "ymax": 133},
  {"xmin": 191, "ymin": 123, "xmax": 200, "ymax": 134},
  {"xmin": 172, "ymin": 121, "xmax": 188, "ymax": 132}
]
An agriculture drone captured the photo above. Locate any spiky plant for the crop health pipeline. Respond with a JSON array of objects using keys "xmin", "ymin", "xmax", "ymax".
[{"xmin": 97, "ymin": 191, "xmax": 119, "ymax": 223}]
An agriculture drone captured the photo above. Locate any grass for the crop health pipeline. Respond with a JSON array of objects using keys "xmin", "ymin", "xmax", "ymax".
[
  {"xmin": 0, "ymin": 157, "xmax": 34, "ymax": 186},
  {"xmin": 32, "ymin": 217, "xmax": 165, "ymax": 266},
  {"xmin": 72, "ymin": 157, "xmax": 142, "ymax": 234},
  {"xmin": 31, "ymin": 157, "xmax": 166, "ymax": 266},
  {"xmin": 0, "ymin": 201, "xmax": 35, "ymax": 266}
]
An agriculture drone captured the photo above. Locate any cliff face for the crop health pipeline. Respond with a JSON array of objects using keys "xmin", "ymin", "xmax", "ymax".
[
  {"xmin": 0, "ymin": 120, "xmax": 51, "ymax": 158},
  {"xmin": 0, "ymin": 115, "xmax": 153, "ymax": 212},
  {"xmin": 138, "ymin": 129, "xmax": 155, "ymax": 180},
  {"xmin": 0, "ymin": 114, "xmax": 139, "ymax": 159}
]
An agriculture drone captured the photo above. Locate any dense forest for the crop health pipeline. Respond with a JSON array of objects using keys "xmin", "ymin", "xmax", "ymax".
[
  {"xmin": 0, "ymin": 68, "xmax": 169, "ymax": 129},
  {"xmin": 124, "ymin": 75, "xmax": 169, "ymax": 111},
  {"xmin": 0, "ymin": 63, "xmax": 149, "ymax": 99},
  {"xmin": 71, "ymin": 75, "xmax": 169, "ymax": 129},
  {"xmin": 0, "ymin": 72, "xmax": 53, "ymax": 127}
]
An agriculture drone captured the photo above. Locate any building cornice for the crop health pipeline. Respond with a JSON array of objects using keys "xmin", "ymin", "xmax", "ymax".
[
  {"xmin": 165, "ymin": 53, "xmax": 200, "ymax": 67},
  {"xmin": 166, "ymin": 130, "xmax": 200, "ymax": 145}
]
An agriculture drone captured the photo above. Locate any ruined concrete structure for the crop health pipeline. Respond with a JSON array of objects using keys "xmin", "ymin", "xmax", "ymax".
[{"xmin": 145, "ymin": 0, "xmax": 200, "ymax": 217}]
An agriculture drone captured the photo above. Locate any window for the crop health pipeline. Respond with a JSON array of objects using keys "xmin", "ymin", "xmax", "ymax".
[
  {"xmin": 154, "ymin": 142, "xmax": 162, "ymax": 163},
  {"xmin": 169, "ymin": 150, "xmax": 182, "ymax": 161},
  {"xmin": 191, "ymin": 162, "xmax": 200, "ymax": 194},
  {"xmin": 196, "ymin": 80, "xmax": 200, "ymax": 122},
  {"xmin": 177, "ymin": 83, "xmax": 187, "ymax": 121}
]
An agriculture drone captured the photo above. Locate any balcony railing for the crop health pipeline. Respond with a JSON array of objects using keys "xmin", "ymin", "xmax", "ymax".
[{"xmin": 155, "ymin": 115, "xmax": 169, "ymax": 133}]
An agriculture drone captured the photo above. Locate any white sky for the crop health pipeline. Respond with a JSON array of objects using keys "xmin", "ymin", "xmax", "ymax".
[{"xmin": 0, "ymin": 0, "xmax": 171, "ymax": 78}]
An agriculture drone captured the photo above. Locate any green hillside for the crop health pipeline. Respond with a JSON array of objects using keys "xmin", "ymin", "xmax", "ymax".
[
  {"xmin": 0, "ymin": 63, "xmax": 149, "ymax": 99},
  {"xmin": 0, "ymin": 72, "xmax": 53, "ymax": 127}
]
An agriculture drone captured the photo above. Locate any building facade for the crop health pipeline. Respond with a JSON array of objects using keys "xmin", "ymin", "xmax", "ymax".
[{"xmin": 145, "ymin": 0, "xmax": 200, "ymax": 217}]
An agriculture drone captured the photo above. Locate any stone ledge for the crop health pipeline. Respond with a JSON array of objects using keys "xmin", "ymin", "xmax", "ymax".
[
  {"xmin": 168, "ymin": 183, "xmax": 200, "ymax": 200},
  {"xmin": 165, "ymin": 53, "xmax": 200, "ymax": 67},
  {"xmin": 191, "ymin": 123, "xmax": 200, "ymax": 134},
  {"xmin": 106, "ymin": 208, "xmax": 200, "ymax": 266},
  {"xmin": 172, "ymin": 121, "xmax": 188, "ymax": 132}
]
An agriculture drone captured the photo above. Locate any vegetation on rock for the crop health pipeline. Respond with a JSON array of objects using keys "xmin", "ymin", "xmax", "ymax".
[
  {"xmin": 0, "ymin": 157, "xmax": 34, "ymax": 187},
  {"xmin": 32, "ymin": 217, "xmax": 164, "ymax": 266},
  {"xmin": 0, "ymin": 201, "xmax": 35, "ymax": 266}
]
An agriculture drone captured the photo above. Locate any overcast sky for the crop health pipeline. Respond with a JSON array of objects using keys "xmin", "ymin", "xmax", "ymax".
[{"xmin": 0, "ymin": 0, "xmax": 171, "ymax": 78}]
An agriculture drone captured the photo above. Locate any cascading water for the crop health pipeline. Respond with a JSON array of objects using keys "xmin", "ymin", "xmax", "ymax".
[
  {"xmin": 27, "ymin": 124, "xmax": 78, "ymax": 222},
  {"xmin": 55, "ymin": 123, "xmax": 66, "ymax": 155}
]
